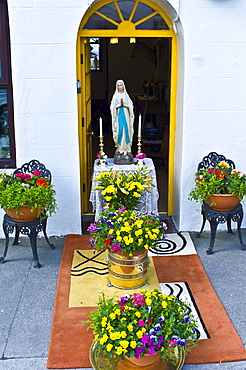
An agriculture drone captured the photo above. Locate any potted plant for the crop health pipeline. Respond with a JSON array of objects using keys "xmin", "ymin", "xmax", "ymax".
[
  {"xmin": 88, "ymin": 207, "xmax": 166, "ymax": 256},
  {"xmin": 84, "ymin": 289, "xmax": 198, "ymax": 368},
  {"xmin": 96, "ymin": 151, "xmax": 108, "ymax": 167},
  {"xmin": 188, "ymin": 161, "xmax": 246, "ymax": 210},
  {"xmin": 88, "ymin": 207, "xmax": 166, "ymax": 289},
  {"xmin": 0, "ymin": 169, "xmax": 57, "ymax": 221},
  {"xmin": 135, "ymin": 151, "xmax": 147, "ymax": 166},
  {"xmin": 92, "ymin": 166, "xmax": 155, "ymax": 210}
]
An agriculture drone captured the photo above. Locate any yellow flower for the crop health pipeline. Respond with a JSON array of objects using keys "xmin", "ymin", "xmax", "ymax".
[
  {"xmin": 152, "ymin": 228, "xmax": 160, "ymax": 234},
  {"xmin": 162, "ymin": 301, "xmax": 167, "ymax": 308},
  {"xmin": 145, "ymin": 298, "xmax": 152, "ymax": 305},
  {"xmin": 127, "ymin": 323, "xmax": 134, "ymax": 332},
  {"xmin": 110, "ymin": 331, "xmax": 121, "ymax": 340},
  {"xmin": 130, "ymin": 341, "xmax": 137, "ymax": 349},
  {"xmin": 115, "ymin": 346, "xmax": 123, "ymax": 355},
  {"xmin": 107, "ymin": 185, "xmax": 117, "ymax": 194},
  {"xmin": 116, "ymin": 235, "xmax": 122, "ymax": 242},
  {"xmin": 144, "ymin": 244, "xmax": 149, "ymax": 249},
  {"xmin": 168, "ymin": 295, "xmax": 175, "ymax": 300},
  {"xmin": 134, "ymin": 182, "xmax": 145, "ymax": 190},
  {"xmin": 106, "ymin": 343, "xmax": 113, "ymax": 352},
  {"xmin": 121, "ymin": 331, "xmax": 127, "ymax": 338},
  {"xmin": 135, "ymin": 229, "xmax": 143, "ymax": 237},
  {"xmin": 101, "ymin": 317, "xmax": 107, "ymax": 327},
  {"xmin": 133, "ymin": 192, "xmax": 141, "ymax": 198},
  {"xmin": 109, "ymin": 312, "xmax": 116, "ymax": 320},
  {"xmin": 120, "ymin": 340, "xmax": 129, "ymax": 349},
  {"xmin": 106, "ymin": 324, "xmax": 114, "ymax": 332},
  {"xmin": 114, "ymin": 309, "xmax": 121, "ymax": 315},
  {"xmin": 136, "ymin": 330, "xmax": 143, "ymax": 339},
  {"xmin": 218, "ymin": 161, "xmax": 230, "ymax": 168},
  {"xmin": 105, "ymin": 196, "xmax": 112, "ymax": 201},
  {"xmin": 135, "ymin": 311, "xmax": 141, "ymax": 318},
  {"xmin": 99, "ymin": 333, "xmax": 108, "ymax": 345}
]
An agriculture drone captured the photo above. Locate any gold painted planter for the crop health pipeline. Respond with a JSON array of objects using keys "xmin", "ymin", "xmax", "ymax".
[
  {"xmin": 89, "ymin": 341, "xmax": 186, "ymax": 370},
  {"xmin": 108, "ymin": 249, "xmax": 149, "ymax": 289}
]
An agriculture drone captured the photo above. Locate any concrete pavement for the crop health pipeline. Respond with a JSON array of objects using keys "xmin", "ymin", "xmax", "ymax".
[{"xmin": 0, "ymin": 229, "xmax": 246, "ymax": 370}]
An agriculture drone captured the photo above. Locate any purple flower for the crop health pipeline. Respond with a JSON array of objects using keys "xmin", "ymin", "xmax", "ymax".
[
  {"xmin": 118, "ymin": 206, "xmax": 126, "ymax": 213},
  {"xmin": 150, "ymin": 335, "xmax": 158, "ymax": 344},
  {"xmin": 183, "ymin": 316, "xmax": 191, "ymax": 324},
  {"xmin": 87, "ymin": 223, "xmax": 96, "ymax": 233},
  {"xmin": 154, "ymin": 323, "xmax": 161, "ymax": 331},
  {"xmin": 107, "ymin": 221, "xmax": 114, "ymax": 227},
  {"xmin": 158, "ymin": 315, "xmax": 165, "ymax": 323},
  {"xmin": 177, "ymin": 339, "xmax": 186, "ymax": 346},
  {"xmin": 148, "ymin": 346, "xmax": 156, "ymax": 355},
  {"xmin": 141, "ymin": 334, "xmax": 150, "ymax": 344},
  {"xmin": 149, "ymin": 329, "xmax": 156, "ymax": 335},
  {"xmin": 111, "ymin": 243, "xmax": 122, "ymax": 252},
  {"xmin": 157, "ymin": 336, "xmax": 164, "ymax": 348},
  {"xmin": 95, "ymin": 228, "xmax": 101, "ymax": 232}
]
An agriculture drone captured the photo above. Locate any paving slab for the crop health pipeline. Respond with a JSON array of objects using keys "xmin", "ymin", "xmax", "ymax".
[{"xmin": 0, "ymin": 229, "xmax": 245, "ymax": 370}]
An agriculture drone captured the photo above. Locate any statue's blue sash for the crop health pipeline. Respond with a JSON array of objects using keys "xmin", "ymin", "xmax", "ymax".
[{"xmin": 117, "ymin": 106, "xmax": 130, "ymax": 145}]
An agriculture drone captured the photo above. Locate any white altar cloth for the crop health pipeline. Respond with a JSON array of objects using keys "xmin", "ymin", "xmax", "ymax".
[{"xmin": 89, "ymin": 158, "xmax": 159, "ymax": 219}]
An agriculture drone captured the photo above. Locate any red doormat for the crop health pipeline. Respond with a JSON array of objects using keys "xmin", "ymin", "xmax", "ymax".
[{"xmin": 47, "ymin": 234, "xmax": 246, "ymax": 369}]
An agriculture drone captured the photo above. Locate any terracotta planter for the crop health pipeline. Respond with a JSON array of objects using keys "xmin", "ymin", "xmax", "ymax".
[
  {"xmin": 206, "ymin": 194, "xmax": 240, "ymax": 211},
  {"xmin": 126, "ymin": 351, "xmax": 161, "ymax": 367},
  {"xmin": 4, "ymin": 206, "xmax": 42, "ymax": 222},
  {"xmin": 108, "ymin": 249, "xmax": 149, "ymax": 289}
]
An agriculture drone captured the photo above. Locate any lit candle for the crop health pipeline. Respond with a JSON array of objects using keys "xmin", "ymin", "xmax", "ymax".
[
  {"xmin": 99, "ymin": 118, "xmax": 103, "ymax": 137},
  {"xmin": 138, "ymin": 114, "xmax": 141, "ymax": 137}
]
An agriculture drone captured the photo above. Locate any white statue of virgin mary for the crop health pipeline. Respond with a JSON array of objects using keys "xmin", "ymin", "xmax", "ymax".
[{"xmin": 110, "ymin": 79, "xmax": 134, "ymax": 164}]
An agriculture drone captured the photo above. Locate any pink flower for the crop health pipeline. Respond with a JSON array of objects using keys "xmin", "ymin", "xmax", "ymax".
[
  {"xmin": 136, "ymin": 152, "xmax": 147, "ymax": 159},
  {"xmin": 168, "ymin": 340, "xmax": 177, "ymax": 348},
  {"xmin": 23, "ymin": 173, "xmax": 32, "ymax": 180},
  {"xmin": 138, "ymin": 319, "xmax": 145, "ymax": 327},
  {"xmin": 32, "ymin": 170, "xmax": 41, "ymax": 177}
]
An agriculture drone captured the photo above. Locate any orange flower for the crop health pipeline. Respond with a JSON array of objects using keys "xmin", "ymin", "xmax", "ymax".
[{"xmin": 36, "ymin": 178, "xmax": 49, "ymax": 187}]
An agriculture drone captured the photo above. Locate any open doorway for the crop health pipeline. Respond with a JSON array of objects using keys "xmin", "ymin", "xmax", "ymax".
[{"xmin": 89, "ymin": 36, "xmax": 171, "ymax": 214}]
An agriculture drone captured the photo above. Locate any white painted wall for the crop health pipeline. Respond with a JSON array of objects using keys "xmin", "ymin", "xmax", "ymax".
[
  {"xmin": 1, "ymin": 0, "xmax": 92, "ymax": 237},
  {"xmin": 1, "ymin": 0, "xmax": 246, "ymax": 236},
  {"xmin": 178, "ymin": 0, "xmax": 246, "ymax": 231}
]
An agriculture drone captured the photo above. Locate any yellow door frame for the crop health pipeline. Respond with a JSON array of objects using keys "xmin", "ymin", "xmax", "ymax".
[{"xmin": 77, "ymin": 0, "xmax": 178, "ymax": 216}]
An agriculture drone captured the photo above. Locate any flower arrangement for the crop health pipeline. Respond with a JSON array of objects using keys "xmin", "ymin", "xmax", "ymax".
[
  {"xmin": 0, "ymin": 169, "xmax": 57, "ymax": 217},
  {"xmin": 188, "ymin": 161, "xmax": 246, "ymax": 203},
  {"xmin": 96, "ymin": 152, "xmax": 108, "ymax": 160},
  {"xmin": 84, "ymin": 289, "xmax": 198, "ymax": 361},
  {"xmin": 88, "ymin": 208, "xmax": 166, "ymax": 255},
  {"xmin": 92, "ymin": 167, "xmax": 155, "ymax": 210},
  {"xmin": 135, "ymin": 152, "xmax": 147, "ymax": 160}
]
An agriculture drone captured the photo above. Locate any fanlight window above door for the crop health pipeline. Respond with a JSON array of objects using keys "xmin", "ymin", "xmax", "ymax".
[{"xmin": 83, "ymin": 0, "xmax": 169, "ymax": 30}]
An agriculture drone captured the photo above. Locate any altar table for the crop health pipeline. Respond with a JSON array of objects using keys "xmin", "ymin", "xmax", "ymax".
[{"xmin": 89, "ymin": 158, "xmax": 159, "ymax": 219}]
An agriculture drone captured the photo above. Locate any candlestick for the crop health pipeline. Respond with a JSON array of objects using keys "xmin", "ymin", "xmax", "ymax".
[
  {"xmin": 137, "ymin": 136, "xmax": 142, "ymax": 154},
  {"xmin": 138, "ymin": 115, "xmax": 141, "ymax": 137},
  {"xmin": 99, "ymin": 118, "xmax": 103, "ymax": 137}
]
